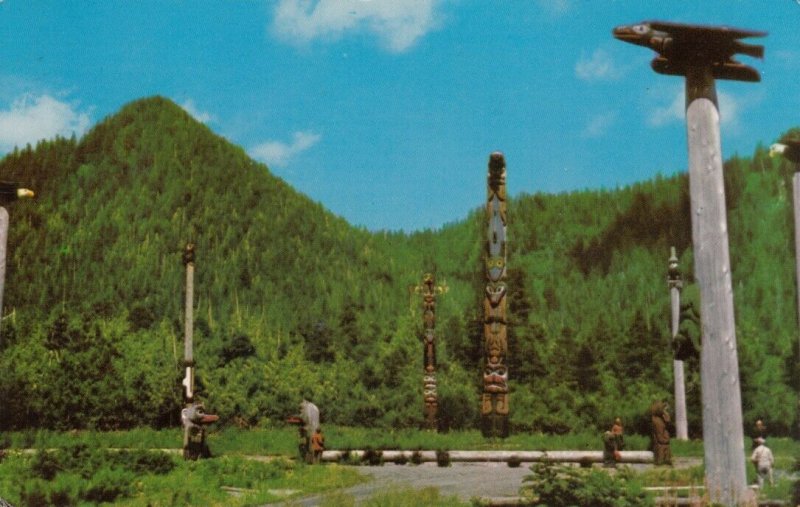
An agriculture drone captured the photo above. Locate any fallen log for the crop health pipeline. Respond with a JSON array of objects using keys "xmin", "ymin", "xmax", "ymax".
[{"xmin": 321, "ymin": 449, "xmax": 653, "ymax": 464}]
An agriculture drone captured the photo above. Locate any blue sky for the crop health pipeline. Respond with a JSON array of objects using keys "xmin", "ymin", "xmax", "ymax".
[{"xmin": 1, "ymin": 1, "xmax": 798, "ymax": 232}]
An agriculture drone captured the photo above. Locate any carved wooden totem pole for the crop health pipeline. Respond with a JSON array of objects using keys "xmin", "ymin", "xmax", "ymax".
[
  {"xmin": 415, "ymin": 273, "xmax": 446, "ymax": 429},
  {"xmin": 482, "ymin": 152, "xmax": 509, "ymax": 438}
]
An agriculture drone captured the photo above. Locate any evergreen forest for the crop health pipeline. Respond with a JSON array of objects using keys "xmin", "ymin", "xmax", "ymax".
[{"xmin": 0, "ymin": 96, "xmax": 797, "ymax": 438}]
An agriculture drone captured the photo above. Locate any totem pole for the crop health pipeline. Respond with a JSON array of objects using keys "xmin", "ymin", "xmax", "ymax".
[
  {"xmin": 615, "ymin": 21, "xmax": 765, "ymax": 504},
  {"xmin": 413, "ymin": 273, "xmax": 447, "ymax": 430},
  {"xmin": 667, "ymin": 247, "xmax": 688, "ymax": 441},
  {"xmin": 0, "ymin": 182, "xmax": 33, "ymax": 342},
  {"xmin": 770, "ymin": 136, "xmax": 800, "ymax": 357},
  {"xmin": 482, "ymin": 152, "xmax": 509, "ymax": 438},
  {"xmin": 180, "ymin": 243, "xmax": 218, "ymax": 460}
]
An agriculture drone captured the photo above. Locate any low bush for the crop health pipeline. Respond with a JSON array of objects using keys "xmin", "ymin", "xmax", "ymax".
[
  {"xmin": 436, "ymin": 449, "xmax": 450, "ymax": 467},
  {"xmin": 521, "ymin": 462, "xmax": 653, "ymax": 506},
  {"xmin": 362, "ymin": 447, "xmax": 383, "ymax": 466}
]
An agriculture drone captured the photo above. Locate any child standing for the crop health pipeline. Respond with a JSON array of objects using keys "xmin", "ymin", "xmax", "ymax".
[{"xmin": 750, "ymin": 437, "xmax": 774, "ymax": 489}]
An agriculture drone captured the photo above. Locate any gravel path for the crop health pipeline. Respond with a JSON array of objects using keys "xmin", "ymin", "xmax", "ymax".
[
  {"xmin": 280, "ymin": 461, "xmax": 532, "ymax": 506},
  {"xmin": 275, "ymin": 457, "xmax": 705, "ymax": 506}
]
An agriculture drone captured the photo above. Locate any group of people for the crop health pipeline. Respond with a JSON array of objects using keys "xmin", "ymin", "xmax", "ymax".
[
  {"xmin": 602, "ymin": 402, "xmax": 673, "ymax": 468},
  {"xmin": 603, "ymin": 408, "xmax": 776, "ymax": 491},
  {"xmin": 290, "ymin": 398, "xmax": 326, "ymax": 464},
  {"xmin": 750, "ymin": 419, "xmax": 774, "ymax": 490}
]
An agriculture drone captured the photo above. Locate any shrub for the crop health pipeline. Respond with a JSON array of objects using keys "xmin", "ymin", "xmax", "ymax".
[
  {"xmin": 31, "ymin": 450, "xmax": 61, "ymax": 481},
  {"xmin": 410, "ymin": 449, "xmax": 423, "ymax": 465},
  {"xmin": 338, "ymin": 449, "xmax": 353, "ymax": 464},
  {"xmin": 362, "ymin": 447, "xmax": 383, "ymax": 466},
  {"xmin": 435, "ymin": 449, "xmax": 450, "ymax": 467},
  {"xmin": 115, "ymin": 449, "xmax": 176, "ymax": 475},
  {"xmin": 507, "ymin": 455, "xmax": 522, "ymax": 468},
  {"xmin": 82, "ymin": 467, "xmax": 134, "ymax": 503},
  {"xmin": 521, "ymin": 462, "xmax": 653, "ymax": 507}
]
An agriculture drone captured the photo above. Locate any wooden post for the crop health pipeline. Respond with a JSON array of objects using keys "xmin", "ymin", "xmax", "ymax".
[
  {"xmin": 685, "ymin": 65, "xmax": 748, "ymax": 504},
  {"xmin": 482, "ymin": 152, "xmax": 510, "ymax": 438},
  {"xmin": 668, "ymin": 248, "xmax": 688, "ymax": 441}
]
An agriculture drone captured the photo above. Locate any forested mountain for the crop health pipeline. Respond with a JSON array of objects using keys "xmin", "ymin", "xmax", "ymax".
[{"xmin": 0, "ymin": 97, "xmax": 796, "ymax": 437}]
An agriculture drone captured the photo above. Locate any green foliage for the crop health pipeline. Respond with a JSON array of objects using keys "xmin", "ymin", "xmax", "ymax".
[
  {"xmin": 304, "ymin": 486, "xmax": 467, "ymax": 507},
  {"xmin": 436, "ymin": 448, "xmax": 451, "ymax": 467},
  {"xmin": 1, "ymin": 450, "xmax": 364, "ymax": 507},
  {"xmin": 0, "ymin": 97, "xmax": 797, "ymax": 437},
  {"xmin": 361, "ymin": 447, "xmax": 383, "ymax": 466},
  {"xmin": 9, "ymin": 445, "xmax": 175, "ymax": 505},
  {"xmin": 521, "ymin": 462, "xmax": 653, "ymax": 506}
]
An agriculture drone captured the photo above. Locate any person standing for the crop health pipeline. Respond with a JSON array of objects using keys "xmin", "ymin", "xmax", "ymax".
[
  {"xmin": 602, "ymin": 418, "xmax": 624, "ymax": 467},
  {"xmin": 750, "ymin": 437, "xmax": 774, "ymax": 489},
  {"xmin": 752, "ymin": 419, "xmax": 767, "ymax": 449},
  {"xmin": 311, "ymin": 427, "xmax": 325, "ymax": 464}
]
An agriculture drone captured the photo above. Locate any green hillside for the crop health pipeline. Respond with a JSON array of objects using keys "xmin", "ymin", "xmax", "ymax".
[{"xmin": 0, "ymin": 97, "xmax": 796, "ymax": 437}]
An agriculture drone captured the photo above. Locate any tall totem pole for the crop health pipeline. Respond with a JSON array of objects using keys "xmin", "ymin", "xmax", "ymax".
[
  {"xmin": 770, "ymin": 136, "xmax": 800, "ymax": 357},
  {"xmin": 180, "ymin": 243, "xmax": 218, "ymax": 460},
  {"xmin": 615, "ymin": 21, "xmax": 765, "ymax": 505},
  {"xmin": 482, "ymin": 152, "xmax": 509, "ymax": 438},
  {"xmin": 667, "ymin": 247, "xmax": 688, "ymax": 441},
  {"xmin": 414, "ymin": 273, "xmax": 447, "ymax": 430}
]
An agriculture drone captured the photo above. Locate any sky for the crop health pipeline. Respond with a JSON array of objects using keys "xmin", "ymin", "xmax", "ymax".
[{"xmin": 1, "ymin": 1, "xmax": 799, "ymax": 232}]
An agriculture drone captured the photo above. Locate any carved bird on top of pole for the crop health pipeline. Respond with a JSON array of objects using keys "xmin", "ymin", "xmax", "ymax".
[
  {"xmin": 0, "ymin": 181, "xmax": 34, "ymax": 205},
  {"xmin": 613, "ymin": 20, "xmax": 765, "ymax": 82},
  {"xmin": 770, "ymin": 135, "xmax": 800, "ymax": 164}
]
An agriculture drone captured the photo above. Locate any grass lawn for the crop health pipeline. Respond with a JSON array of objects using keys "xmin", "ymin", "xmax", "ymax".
[{"xmin": 0, "ymin": 428, "xmax": 797, "ymax": 505}]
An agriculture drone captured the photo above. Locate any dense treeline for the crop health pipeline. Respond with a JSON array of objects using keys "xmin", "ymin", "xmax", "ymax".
[{"xmin": 0, "ymin": 97, "xmax": 796, "ymax": 437}]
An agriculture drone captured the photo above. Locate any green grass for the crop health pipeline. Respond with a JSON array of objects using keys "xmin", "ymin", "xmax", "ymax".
[
  {"xmin": 0, "ymin": 426, "xmax": 677, "ymax": 454},
  {"xmin": 1, "ymin": 429, "xmax": 797, "ymax": 505},
  {"xmin": 0, "ymin": 449, "xmax": 364, "ymax": 506},
  {"xmin": 281, "ymin": 486, "xmax": 469, "ymax": 507}
]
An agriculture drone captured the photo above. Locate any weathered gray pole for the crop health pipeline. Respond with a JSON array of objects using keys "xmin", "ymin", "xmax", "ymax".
[
  {"xmin": 0, "ymin": 207, "xmax": 8, "ymax": 339},
  {"xmin": 685, "ymin": 64, "xmax": 748, "ymax": 504},
  {"xmin": 0, "ymin": 183, "xmax": 34, "ymax": 343},
  {"xmin": 794, "ymin": 171, "xmax": 800, "ymax": 357},
  {"xmin": 771, "ymin": 138, "xmax": 800, "ymax": 357},
  {"xmin": 667, "ymin": 247, "xmax": 688, "ymax": 441},
  {"xmin": 182, "ymin": 243, "xmax": 195, "ymax": 403},
  {"xmin": 614, "ymin": 20, "xmax": 765, "ymax": 505},
  {"xmin": 182, "ymin": 243, "xmax": 196, "ymax": 455}
]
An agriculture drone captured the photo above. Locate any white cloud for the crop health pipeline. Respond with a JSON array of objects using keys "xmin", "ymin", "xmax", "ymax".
[
  {"xmin": 271, "ymin": 0, "xmax": 444, "ymax": 52},
  {"xmin": 575, "ymin": 49, "xmax": 622, "ymax": 81},
  {"xmin": 648, "ymin": 88, "xmax": 741, "ymax": 129},
  {"xmin": 581, "ymin": 112, "xmax": 617, "ymax": 139},
  {"xmin": 0, "ymin": 94, "xmax": 91, "ymax": 153},
  {"xmin": 250, "ymin": 130, "xmax": 321, "ymax": 167},
  {"xmin": 648, "ymin": 89, "xmax": 684, "ymax": 127},
  {"xmin": 180, "ymin": 99, "xmax": 214, "ymax": 124},
  {"xmin": 536, "ymin": 0, "xmax": 571, "ymax": 18}
]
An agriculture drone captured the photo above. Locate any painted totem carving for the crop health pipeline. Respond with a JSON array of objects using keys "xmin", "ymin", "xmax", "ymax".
[
  {"xmin": 415, "ymin": 273, "xmax": 446, "ymax": 430},
  {"xmin": 482, "ymin": 152, "xmax": 509, "ymax": 437}
]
